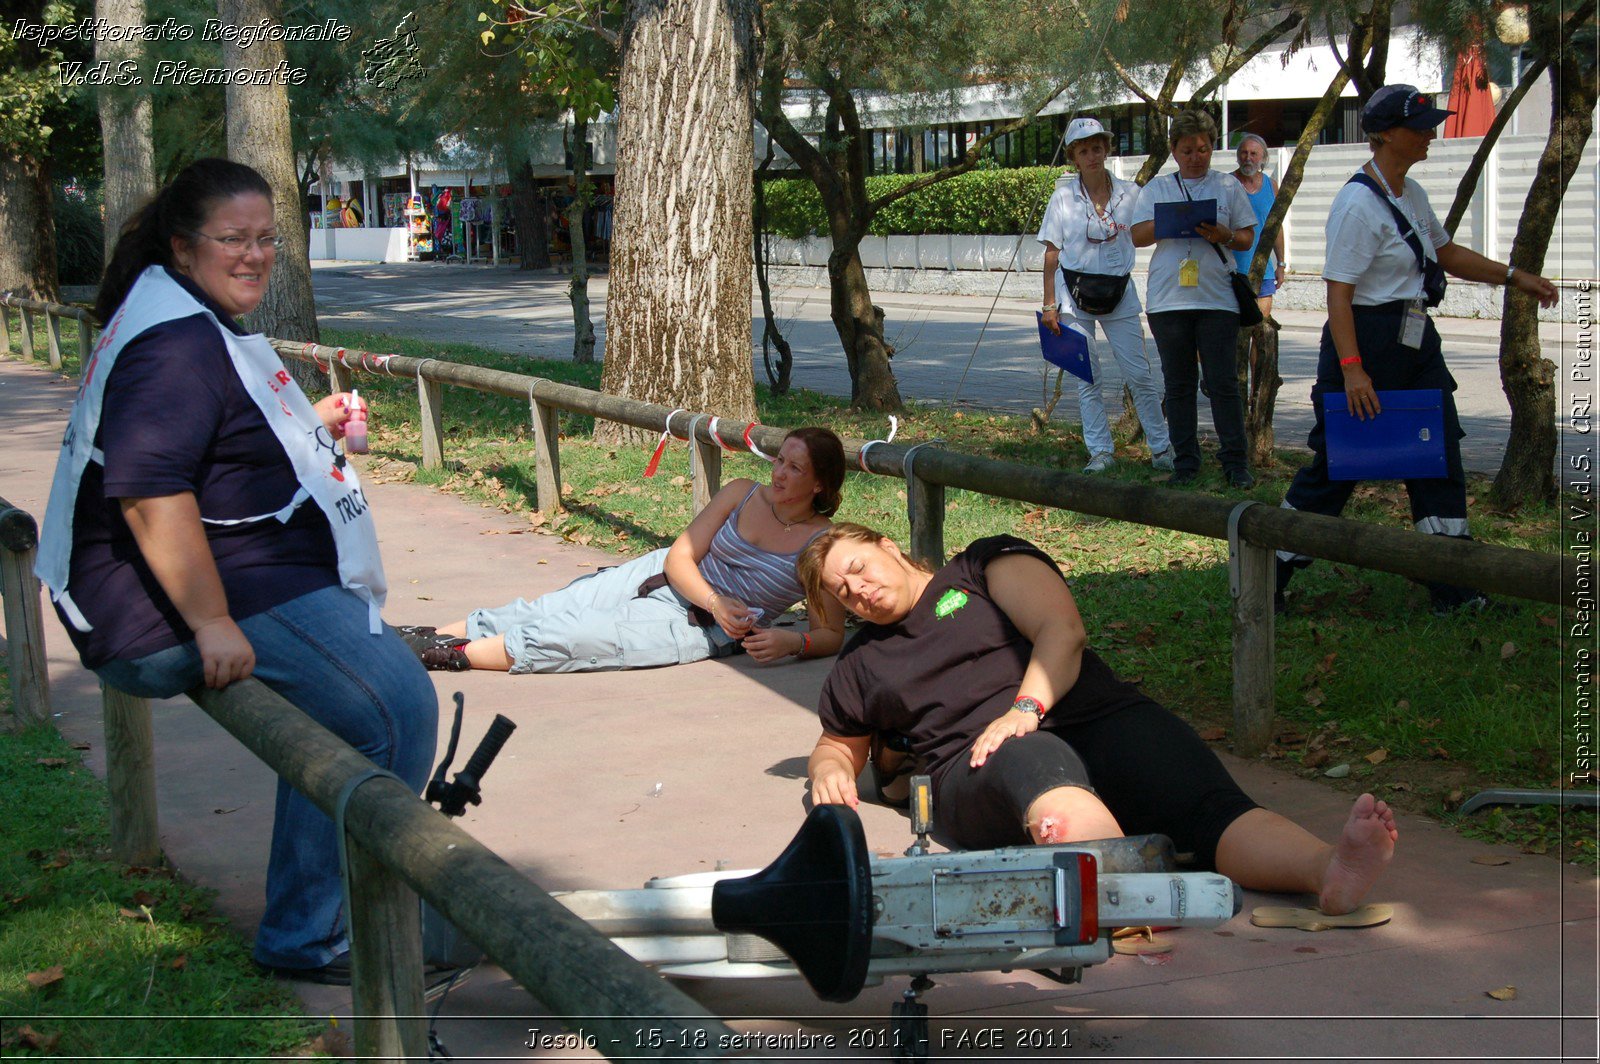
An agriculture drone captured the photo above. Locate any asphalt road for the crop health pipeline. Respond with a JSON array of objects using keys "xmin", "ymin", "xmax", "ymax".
[{"xmin": 310, "ymin": 262, "xmax": 1583, "ymax": 474}]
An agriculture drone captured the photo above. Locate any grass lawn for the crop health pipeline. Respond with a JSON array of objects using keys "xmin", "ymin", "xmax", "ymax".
[{"xmin": 0, "ymin": 663, "xmax": 325, "ymax": 1059}]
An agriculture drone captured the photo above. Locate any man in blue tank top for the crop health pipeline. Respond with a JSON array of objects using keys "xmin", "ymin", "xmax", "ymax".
[{"xmin": 1231, "ymin": 133, "xmax": 1288, "ymax": 320}]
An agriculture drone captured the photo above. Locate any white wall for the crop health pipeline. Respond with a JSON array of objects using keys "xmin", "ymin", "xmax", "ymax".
[{"xmin": 308, "ymin": 227, "xmax": 412, "ymax": 263}]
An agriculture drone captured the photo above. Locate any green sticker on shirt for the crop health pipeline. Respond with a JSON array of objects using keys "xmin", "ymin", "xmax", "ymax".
[{"xmin": 935, "ymin": 588, "xmax": 970, "ymax": 618}]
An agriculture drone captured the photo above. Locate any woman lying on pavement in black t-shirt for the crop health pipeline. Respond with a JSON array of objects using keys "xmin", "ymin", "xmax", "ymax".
[{"xmin": 796, "ymin": 525, "xmax": 1398, "ymax": 916}]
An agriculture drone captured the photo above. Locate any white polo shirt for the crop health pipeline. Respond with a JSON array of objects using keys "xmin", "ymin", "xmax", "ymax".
[
  {"xmin": 1037, "ymin": 173, "xmax": 1142, "ymax": 318},
  {"xmin": 1133, "ymin": 170, "xmax": 1257, "ymax": 314},
  {"xmin": 1323, "ymin": 170, "xmax": 1450, "ymax": 306}
]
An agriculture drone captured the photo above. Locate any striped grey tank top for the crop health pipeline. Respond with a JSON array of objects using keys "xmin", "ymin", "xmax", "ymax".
[{"xmin": 698, "ymin": 485, "xmax": 821, "ymax": 622}]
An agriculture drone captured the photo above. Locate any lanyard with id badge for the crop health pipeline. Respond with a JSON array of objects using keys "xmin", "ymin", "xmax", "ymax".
[
  {"xmin": 1175, "ymin": 174, "xmax": 1205, "ymax": 287},
  {"xmin": 1349, "ymin": 166, "xmax": 1448, "ymax": 349}
]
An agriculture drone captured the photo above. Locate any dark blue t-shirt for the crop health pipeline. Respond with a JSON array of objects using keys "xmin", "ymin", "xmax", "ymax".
[{"xmin": 63, "ymin": 269, "xmax": 339, "ymax": 667}]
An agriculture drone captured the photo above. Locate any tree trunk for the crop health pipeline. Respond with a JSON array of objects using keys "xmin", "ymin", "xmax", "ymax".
[
  {"xmin": 96, "ymin": 0, "xmax": 155, "ymax": 263},
  {"xmin": 1492, "ymin": 4, "xmax": 1597, "ymax": 508},
  {"xmin": 826, "ymin": 239, "xmax": 901, "ymax": 410},
  {"xmin": 754, "ymin": 147, "xmax": 791, "ymax": 396},
  {"xmin": 509, "ymin": 158, "xmax": 550, "ymax": 270},
  {"xmin": 220, "ymin": 0, "xmax": 320, "ymax": 391},
  {"xmin": 602, "ymin": 0, "xmax": 759, "ymax": 443},
  {"xmin": 0, "ymin": 153, "xmax": 58, "ymax": 301},
  {"xmin": 1236, "ymin": 319, "xmax": 1282, "ymax": 466},
  {"xmin": 567, "ymin": 119, "xmax": 596, "ymax": 364}
]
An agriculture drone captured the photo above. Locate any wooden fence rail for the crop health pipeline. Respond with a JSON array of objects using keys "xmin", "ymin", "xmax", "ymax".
[{"xmin": 0, "ymin": 495, "xmax": 50, "ymax": 729}]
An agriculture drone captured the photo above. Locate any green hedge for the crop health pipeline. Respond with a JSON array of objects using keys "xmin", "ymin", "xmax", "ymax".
[{"xmin": 761, "ymin": 166, "xmax": 1064, "ymax": 239}]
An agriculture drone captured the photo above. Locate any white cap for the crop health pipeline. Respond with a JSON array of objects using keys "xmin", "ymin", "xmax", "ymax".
[{"xmin": 1064, "ymin": 117, "xmax": 1114, "ymax": 152}]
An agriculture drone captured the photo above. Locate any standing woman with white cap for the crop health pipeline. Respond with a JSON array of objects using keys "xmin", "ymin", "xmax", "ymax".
[
  {"xmin": 1037, "ymin": 117, "xmax": 1174, "ymax": 474},
  {"xmin": 1275, "ymin": 85, "xmax": 1558, "ymax": 614}
]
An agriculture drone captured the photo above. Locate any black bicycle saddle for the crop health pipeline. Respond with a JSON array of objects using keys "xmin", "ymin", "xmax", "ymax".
[{"xmin": 710, "ymin": 804, "xmax": 873, "ymax": 1002}]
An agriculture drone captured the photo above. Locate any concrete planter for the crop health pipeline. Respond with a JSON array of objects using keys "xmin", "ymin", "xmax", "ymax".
[
  {"xmin": 949, "ymin": 236, "xmax": 984, "ymax": 271},
  {"xmin": 858, "ymin": 236, "xmax": 889, "ymax": 269},
  {"xmin": 982, "ymin": 235, "xmax": 1025, "ymax": 271},
  {"xmin": 887, "ymin": 236, "xmax": 919, "ymax": 268},
  {"xmin": 916, "ymin": 235, "xmax": 953, "ymax": 270}
]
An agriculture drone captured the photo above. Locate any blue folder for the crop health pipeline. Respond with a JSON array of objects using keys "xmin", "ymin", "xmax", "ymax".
[
  {"xmin": 1154, "ymin": 198, "xmax": 1217, "ymax": 240},
  {"xmin": 1037, "ymin": 313, "xmax": 1093, "ymax": 384},
  {"xmin": 1322, "ymin": 388, "xmax": 1448, "ymax": 481}
]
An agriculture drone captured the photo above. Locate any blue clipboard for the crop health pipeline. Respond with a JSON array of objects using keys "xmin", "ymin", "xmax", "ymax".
[
  {"xmin": 1037, "ymin": 313, "xmax": 1093, "ymax": 384},
  {"xmin": 1154, "ymin": 198, "xmax": 1217, "ymax": 240},
  {"xmin": 1322, "ymin": 388, "xmax": 1448, "ymax": 481}
]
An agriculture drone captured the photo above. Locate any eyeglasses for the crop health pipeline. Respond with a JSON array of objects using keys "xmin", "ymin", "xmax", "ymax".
[{"xmin": 189, "ymin": 232, "xmax": 283, "ymax": 254}]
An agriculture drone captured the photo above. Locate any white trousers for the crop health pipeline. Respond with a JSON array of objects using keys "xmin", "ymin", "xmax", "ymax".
[{"xmin": 1062, "ymin": 309, "xmax": 1172, "ymax": 459}]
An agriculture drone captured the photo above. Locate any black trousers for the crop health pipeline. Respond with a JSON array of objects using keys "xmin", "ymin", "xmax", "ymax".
[
  {"xmin": 1147, "ymin": 309, "xmax": 1249, "ymax": 475},
  {"xmin": 933, "ymin": 700, "xmax": 1259, "ymax": 870},
  {"xmin": 1279, "ymin": 302, "xmax": 1477, "ymax": 605}
]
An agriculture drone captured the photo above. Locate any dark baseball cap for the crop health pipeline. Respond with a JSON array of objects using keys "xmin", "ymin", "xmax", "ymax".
[{"xmin": 1362, "ymin": 84, "xmax": 1454, "ymax": 133}]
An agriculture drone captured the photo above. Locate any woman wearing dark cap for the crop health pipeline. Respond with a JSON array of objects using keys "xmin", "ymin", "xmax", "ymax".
[{"xmin": 1275, "ymin": 85, "xmax": 1559, "ymax": 615}]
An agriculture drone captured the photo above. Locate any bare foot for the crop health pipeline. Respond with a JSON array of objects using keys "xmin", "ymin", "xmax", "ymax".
[{"xmin": 1318, "ymin": 793, "xmax": 1398, "ymax": 915}]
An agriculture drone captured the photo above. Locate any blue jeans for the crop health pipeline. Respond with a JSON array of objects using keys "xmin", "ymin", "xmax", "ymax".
[{"xmin": 96, "ymin": 585, "xmax": 438, "ymax": 969}]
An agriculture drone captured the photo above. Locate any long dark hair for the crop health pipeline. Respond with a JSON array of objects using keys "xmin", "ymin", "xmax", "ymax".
[
  {"xmin": 786, "ymin": 426, "xmax": 846, "ymax": 517},
  {"xmin": 95, "ymin": 158, "xmax": 273, "ymax": 322}
]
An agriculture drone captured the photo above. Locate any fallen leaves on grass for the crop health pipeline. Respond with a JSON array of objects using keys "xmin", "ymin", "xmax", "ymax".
[
  {"xmin": 1304, "ymin": 687, "xmax": 1326, "ymax": 708},
  {"xmin": 14, "ymin": 1026, "xmax": 60, "ymax": 1053},
  {"xmin": 25, "ymin": 965, "xmax": 65, "ymax": 989},
  {"xmin": 1365, "ymin": 748, "xmax": 1389, "ymax": 765},
  {"xmin": 1471, "ymin": 855, "xmax": 1512, "ymax": 866},
  {"xmin": 1197, "ymin": 727, "xmax": 1227, "ymax": 742},
  {"xmin": 1485, "ymin": 986, "xmax": 1517, "ymax": 1001},
  {"xmin": 34, "ymin": 758, "xmax": 68, "ymax": 768},
  {"xmin": 1500, "ymin": 641, "xmax": 1518, "ymax": 660}
]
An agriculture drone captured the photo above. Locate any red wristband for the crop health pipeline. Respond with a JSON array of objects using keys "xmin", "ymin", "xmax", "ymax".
[
  {"xmin": 1339, "ymin": 356, "xmax": 1363, "ymax": 366},
  {"xmin": 796, "ymin": 631, "xmax": 811, "ymax": 658}
]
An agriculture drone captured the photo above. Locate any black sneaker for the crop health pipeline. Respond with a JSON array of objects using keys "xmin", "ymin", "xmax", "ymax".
[
  {"xmin": 394, "ymin": 625, "xmax": 441, "ymax": 654},
  {"xmin": 258, "ymin": 951, "xmax": 353, "ymax": 986},
  {"xmin": 1167, "ymin": 469, "xmax": 1198, "ymax": 486},
  {"xmin": 420, "ymin": 644, "xmax": 473, "ymax": 672},
  {"xmin": 1226, "ymin": 468, "xmax": 1256, "ymax": 490}
]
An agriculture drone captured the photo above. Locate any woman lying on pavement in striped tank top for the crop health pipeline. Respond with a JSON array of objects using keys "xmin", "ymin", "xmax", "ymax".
[{"xmin": 401, "ymin": 427, "xmax": 848, "ymax": 673}]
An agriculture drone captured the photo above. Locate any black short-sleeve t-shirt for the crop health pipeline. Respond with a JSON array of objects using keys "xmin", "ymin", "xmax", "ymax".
[
  {"xmin": 817, "ymin": 535, "xmax": 1146, "ymax": 784},
  {"xmin": 62, "ymin": 269, "xmax": 339, "ymax": 667}
]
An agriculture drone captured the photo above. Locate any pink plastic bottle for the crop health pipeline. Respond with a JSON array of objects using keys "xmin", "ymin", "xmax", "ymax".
[{"xmin": 344, "ymin": 389, "xmax": 368, "ymax": 454}]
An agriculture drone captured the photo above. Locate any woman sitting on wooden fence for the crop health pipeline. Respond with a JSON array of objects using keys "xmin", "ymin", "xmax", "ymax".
[
  {"xmin": 405, "ymin": 427, "xmax": 848, "ymax": 673},
  {"xmin": 36, "ymin": 158, "xmax": 437, "ymax": 985},
  {"xmin": 797, "ymin": 523, "xmax": 1398, "ymax": 916}
]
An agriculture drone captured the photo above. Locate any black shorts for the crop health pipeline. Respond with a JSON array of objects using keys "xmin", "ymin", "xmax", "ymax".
[{"xmin": 933, "ymin": 700, "xmax": 1258, "ymax": 868}]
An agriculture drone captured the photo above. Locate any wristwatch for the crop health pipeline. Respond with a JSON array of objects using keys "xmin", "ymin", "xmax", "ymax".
[{"xmin": 1011, "ymin": 696, "xmax": 1046, "ymax": 719}]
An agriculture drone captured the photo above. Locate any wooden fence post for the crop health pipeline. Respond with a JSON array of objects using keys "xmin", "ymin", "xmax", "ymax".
[
  {"xmin": 77, "ymin": 317, "xmax": 93, "ymax": 366},
  {"xmin": 1228, "ymin": 503, "xmax": 1276, "ymax": 755},
  {"xmin": 904, "ymin": 444, "xmax": 946, "ymax": 569},
  {"xmin": 45, "ymin": 309, "xmax": 62, "ymax": 369},
  {"xmin": 692, "ymin": 430, "xmax": 721, "ymax": 513},
  {"xmin": 530, "ymin": 394, "xmax": 562, "ymax": 513},
  {"xmin": 329, "ymin": 360, "xmax": 353, "ymax": 396},
  {"xmin": 0, "ymin": 302, "xmax": 12, "ymax": 354},
  {"xmin": 19, "ymin": 307, "xmax": 36, "ymax": 361},
  {"xmin": 346, "ymin": 836, "xmax": 427, "ymax": 1061},
  {"xmin": 419, "ymin": 377, "xmax": 444, "ymax": 470},
  {"xmin": 104, "ymin": 686, "xmax": 162, "ymax": 866},
  {"xmin": 0, "ymin": 510, "xmax": 51, "ymax": 728}
]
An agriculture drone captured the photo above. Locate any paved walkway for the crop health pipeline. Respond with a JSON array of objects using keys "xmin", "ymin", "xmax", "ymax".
[
  {"xmin": 1, "ymin": 354, "xmax": 1594, "ymax": 1062},
  {"xmin": 310, "ymin": 262, "xmax": 1585, "ymax": 475}
]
